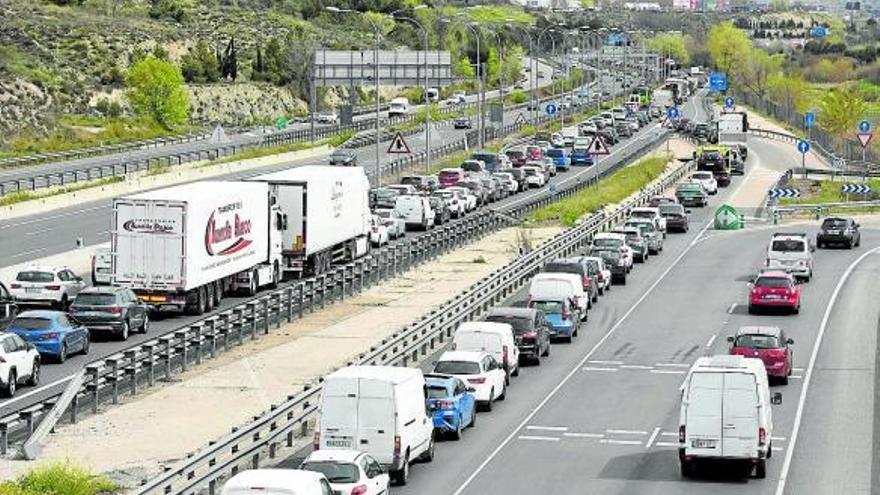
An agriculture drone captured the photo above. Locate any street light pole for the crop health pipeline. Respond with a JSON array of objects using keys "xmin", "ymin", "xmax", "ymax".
[
  {"xmin": 537, "ymin": 26, "xmax": 556, "ymax": 125},
  {"xmin": 463, "ymin": 23, "xmax": 484, "ymax": 149},
  {"xmin": 485, "ymin": 27, "xmax": 504, "ymax": 129},
  {"xmin": 393, "ymin": 10, "xmax": 431, "ymax": 173}
]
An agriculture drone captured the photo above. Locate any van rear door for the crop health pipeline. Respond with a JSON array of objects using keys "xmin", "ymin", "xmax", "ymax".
[
  {"xmin": 356, "ymin": 378, "xmax": 396, "ymax": 463},
  {"xmin": 320, "ymin": 378, "xmax": 360, "ymax": 450},
  {"xmin": 721, "ymin": 373, "xmax": 759, "ymax": 458},
  {"xmin": 456, "ymin": 331, "xmax": 499, "ymax": 356},
  {"xmin": 685, "ymin": 372, "xmax": 723, "ymax": 456}
]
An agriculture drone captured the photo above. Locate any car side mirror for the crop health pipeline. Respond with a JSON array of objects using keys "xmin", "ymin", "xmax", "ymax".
[
  {"xmin": 27, "ymin": 343, "xmax": 35, "ymax": 351},
  {"xmin": 771, "ymin": 392, "xmax": 783, "ymax": 405},
  {"xmin": 685, "ymin": 209, "xmax": 692, "ymax": 214},
  {"xmin": 467, "ymin": 386, "xmax": 477, "ymax": 393},
  {"xmin": 75, "ymin": 276, "xmax": 84, "ymax": 282},
  {"xmin": 726, "ymin": 336, "xmax": 735, "ymax": 343},
  {"xmin": 786, "ymin": 338, "xmax": 794, "ymax": 345}
]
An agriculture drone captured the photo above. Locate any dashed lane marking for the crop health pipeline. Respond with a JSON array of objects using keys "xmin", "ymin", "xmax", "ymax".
[
  {"xmin": 526, "ymin": 426, "xmax": 568, "ymax": 432},
  {"xmin": 518, "ymin": 435, "xmax": 560, "ymax": 442}
]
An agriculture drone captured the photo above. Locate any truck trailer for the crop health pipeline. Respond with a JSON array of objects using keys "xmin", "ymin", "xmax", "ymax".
[
  {"xmin": 247, "ymin": 166, "xmax": 371, "ymax": 276},
  {"xmin": 111, "ymin": 181, "xmax": 283, "ymax": 314}
]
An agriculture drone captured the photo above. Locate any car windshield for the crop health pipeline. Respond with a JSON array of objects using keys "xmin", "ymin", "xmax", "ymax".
[
  {"xmin": 400, "ymin": 177, "xmax": 422, "ymax": 186},
  {"xmin": 628, "ymin": 222, "xmax": 654, "ymax": 233},
  {"xmin": 678, "ymin": 184, "xmax": 701, "ymax": 192},
  {"xmin": 73, "ymin": 294, "xmax": 117, "ymax": 306},
  {"xmin": 822, "ymin": 218, "xmax": 848, "ymax": 228},
  {"xmin": 300, "ymin": 462, "xmax": 359, "ymax": 484},
  {"xmin": 545, "ymin": 149, "xmax": 563, "ymax": 158},
  {"xmin": 755, "ymin": 277, "xmax": 790, "ymax": 288},
  {"xmin": 471, "ymin": 153, "xmax": 496, "ymax": 165},
  {"xmin": 506, "ymin": 150, "xmax": 523, "ymax": 158},
  {"xmin": 524, "ymin": 169, "xmax": 537, "ymax": 176},
  {"xmin": 439, "ymin": 171, "xmax": 461, "ymax": 179},
  {"xmin": 433, "ymin": 191, "xmax": 453, "ymax": 199},
  {"xmin": 375, "ymin": 189, "xmax": 399, "ymax": 200},
  {"xmin": 596, "ymin": 250, "xmax": 620, "ymax": 261},
  {"xmin": 16, "ymin": 271, "xmax": 54, "ymax": 283},
  {"xmin": 659, "ymin": 204, "xmax": 683, "ymax": 215},
  {"xmin": 701, "ymin": 151, "xmax": 722, "ymax": 160},
  {"xmin": 10, "ymin": 317, "xmax": 52, "ymax": 330},
  {"xmin": 530, "ymin": 300, "xmax": 563, "ymax": 315},
  {"xmin": 331, "ymin": 150, "xmax": 350, "ymax": 157},
  {"xmin": 461, "ymin": 162, "xmax": 483, "ymax": 172},
  {"xmin": 376, "ymin": 210, "xmax": 393, "ymax": 219},
  {"xmin": 544, "ymin": 263, "xmax": 581, "ymax": 275},
  {"xmin": 593, "ymin": 238, "xmax": 622, "ymax": 248},
  {"xmin": 426, "ymin": 386, "xmax": 449, "ymax": 399},
  {"xmin": 486, "ymin": 314, "xmax": 532, "ymax": 333},
  {"xmin": 771, "ymin": 240, "xmax": 806, "ymax": 252},
  {"xmin": 734, "ymin": 334, "xmax": 780, "ymax": 349},
  {"xmin": 434, "ymin": 360, "xmax": 481, "ymax": 375},
  {"xmin": 692, "ymin": 172, "xmax": 713, "ymax": 180}
]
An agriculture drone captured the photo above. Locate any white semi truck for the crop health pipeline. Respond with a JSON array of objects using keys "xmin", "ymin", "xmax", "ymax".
[
  {"xmin": 111, "ymin": 181, "xmax": 284, "ymax": 314},
  {"xmin": 717, "ymin": 111, "xmax": 750, "ymax": 158},
  {"xmin": 247, "ymin": 166, "xmax": 372, "ymax": 276}
]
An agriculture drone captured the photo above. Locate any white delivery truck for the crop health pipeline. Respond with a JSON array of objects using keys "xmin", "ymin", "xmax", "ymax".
[
  {"xmin": 316, "ymin": 366, "xmax": 435, "ymax": 485},
  {"xmin": 717, "ymin": 111, "xmax": 749, "ymax": 151},
  {"xmin": 112, "ymin": 181, "xmax": 283, "ymax": 314},
  {"xmin": 388, "ymin": 97, "xmax": 410, "ymax": 117},
  {"xmin": 652, "ymin": 89, "xmax": 675, "ymax": 109},
  {"xmin": 248, "ymin": 166, "xmax": 371, "ymax": 276}
]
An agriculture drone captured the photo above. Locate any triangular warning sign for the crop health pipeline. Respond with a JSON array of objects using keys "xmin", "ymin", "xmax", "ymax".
[
  {"xmin": 515, "ymin": 113, "xmax": 527, "ymax": 125},
  {"xmin": 588, "ymin": 135, "xmax": 611, "ymax": 156},
  {"xmin": 857, "ymin": 132, "xmax": 873, "ymax": 148},
  {"xmin": 209, "ymin": 124, "xmax": 229, "ymax": 144},
  {"xmin": 386, "ymin": 131, "xmax": 411, "ymax": 154}
]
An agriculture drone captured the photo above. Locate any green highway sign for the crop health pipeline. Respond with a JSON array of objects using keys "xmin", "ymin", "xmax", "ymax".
[{"xmin": 714, "ymin": 204, "xmax": 743, "ymax": 230}]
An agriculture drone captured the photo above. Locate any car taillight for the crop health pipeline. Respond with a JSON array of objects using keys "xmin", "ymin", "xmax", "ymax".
[
  {"xmin": 502, "ymin": 345, "xmax": 509, "ymax": 366},
  {"xmin": 10, "ymin": 284, "xmax": 20, "ymax": 289},
  {"xmin": 597, "ymin": 272, "xmax": 604, "ymax": 281},
  {"xmin": 372, "ymin": 226, "xmax": 379, "ymax": 233},
  {"xmin": 351, "ymin": 485, "xmax": 368, "ymax": 495},
  {"xmin": 766, "ymin": 349, "xmax": 786, "ymax": 359},
  {"xmin": 0, "ymin": 356, "xmax": 6, "ymax": 363},
  {"xmin": 43, "ymin": 332, "xmax": 59, "ymax": 341},
  {"xmin": 394, "ymin": 435, "xmax": 402, "ymax": 460},
  {"xmin": 583, "ymin": 276, "xmax": 593, "ymax": 287},
  {"xmin": 758, "ymin": 427, "xmax": 767, "ymax": 446},
  {"xmin": 312, "ymin": 431, "xmax": 320, "ymax": 451},
  {"xmin": 45, "ymin": 285, "xmax": 60, "ymax": 291},
  {"xmin": 468, "ymin": 377, "xmax": 486, "ymax": 384},
  {"xmin": 109, "ymin": 307, "xmax": 123, "ymax": 314},
  {"xmin": 572, "ymin": 295, "xmax": 580, "ymax": 307},
  {"xmin": 679, "ymin": 425, "xmax": 686, "ymax": 443}
]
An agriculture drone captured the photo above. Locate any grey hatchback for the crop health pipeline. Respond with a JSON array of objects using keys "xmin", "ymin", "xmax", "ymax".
[{"xmin": 69, "ymin": 287, "xmax": 149, "ymax": 341}]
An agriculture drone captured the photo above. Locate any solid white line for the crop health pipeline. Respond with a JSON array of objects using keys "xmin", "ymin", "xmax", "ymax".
[
  {"xmin": 581, "ymin": 367, "xmax": 618, "ymax": 372},
  {"xmin": 0, "ymin": 375, "xmax": 75, "ymax": 409},
  {"xmin": 606, "ymin": 429, "xmax": 648, "ymax": 435},
  {"xmin": 727, "ymin": 303, "xmax": 737, "ymax": 314},
  {"xmin": 518, "ymin": 435, "xmax": 560, "ymax": 442},
  {"xmin": 587, "ymin": 360, "xmax": 624, "ymax": 365},
  {"xmin": 771, "ymin": 436, "xmax": 787, "ymax": 442},
  {"xmin": 563, "ymin": 432, "xmax": 604, "ymax": 439},
  {"xmin": 790, "ymin": 375, "xmax": 803, "ymax": 379},
  {"xmin": 449, "ymin": 181, "xmax": 715, "ymax": 495},
  {"xmin": 705, "ymin": 334, "xmax": 717, "ymax": 348},
  {"xmin": 660, "ymin": 432, "xmax": 678, "ymax": 437},
  {"xmin": 774, "ymin": 246, "xmax": 880, "ymax": 495},
  {"xmin": 8, "ymin": 247, "xmax": 48, "ymax": 259},
  {"xmin": 654, "ymin": 363, "xmax": 690, "ymax": 368},
  {"xmin": 526, "ymin": 426, "xmax": 568, "ymax": 432},
  {"xmin": 645, "ymin": 427, "xmax": 662, "ymax": 448},
  {"xmin": 654, "ymin": 441, "xmax": 679, "ymax": 447},
  {"xmin": 650, "ymin": 369, "xmax": 686, "ymax": 375},
  {"xmin": 600, "ymin": 439, "xmax": 643, "ymax": 445},
  {"xmin": 619, "ymin": 364, "xmax": 653, "ymax": 370},
  {"xmin": 24, "ymin": 228, "xmax": 53, "ymax": 237}
]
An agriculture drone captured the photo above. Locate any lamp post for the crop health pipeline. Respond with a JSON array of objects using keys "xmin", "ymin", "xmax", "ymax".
[
  {"xmin": 461, "ymin": 22, "xmax": 484, "ymax": 149},
  {"xmin": 392, "ymin": 7, "xmax": 432, "ymax": 173},
  {"xmin": 327, "ymin": 6, "xmax": 383, "ymax": 186},
  {"xmin": 537, "ymin": 26, "xmax": 556, "ymax": 125}
]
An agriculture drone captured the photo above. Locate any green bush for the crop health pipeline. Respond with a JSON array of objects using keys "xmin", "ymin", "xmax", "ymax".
[
  {"xmin": 15, "ymin": 463, "xmax": 116, "ymax": 495},
  {"xmin": 508, "ymin": 90, "xmax": 528, "ymax": 105}
]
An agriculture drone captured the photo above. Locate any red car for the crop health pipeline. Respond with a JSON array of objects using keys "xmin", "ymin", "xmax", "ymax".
[
  {"xmin": 526, "ymin": 145, "xmax": 544, "ymax": 162},
  {"xmin": 728, "ymin": 326, "xmax": 794, "ymax": 384},
  {"xmin": 648, "ymin": 195, "xmax": 677, "ymax": 207},
  {"xmin": 748, "ymin": 270, "xmax": 801, "ymax": 314}
]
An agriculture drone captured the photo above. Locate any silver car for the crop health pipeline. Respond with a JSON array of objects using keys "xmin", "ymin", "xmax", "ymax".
[{"xmin": 624, "ymin": 219, "xmax": 664, "ymax": 255}]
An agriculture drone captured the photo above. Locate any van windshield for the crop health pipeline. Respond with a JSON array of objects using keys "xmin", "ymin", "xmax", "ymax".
[
  {"xmin": 301, "ymin": 462, "xmax": 359, "ymax": 484},
  {"xmin": 434, "ymin": 361, "xmax": 481, "ymax": 375}
]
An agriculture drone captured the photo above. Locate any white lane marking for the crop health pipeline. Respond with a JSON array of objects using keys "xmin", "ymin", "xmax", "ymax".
[
  {"xmin": 727, "ymin": 303, "xmax": 737, "ymax": 314},
  {"xmin": 587, "ymin": 360, "xmax": 624, "ymax": 365},
  {"xmin": 772, "ymin": 446, "xmax": 786, "ymax": 452},
  {"xmin": 518, "ymin": 435, "xmax": 560, "ymax": 442},
  {"xmin": 7, "ymin": 248, "xmax": 48, "ymax": 259},
  {"xmin": 772, "ymin": 436, "xmax": 787, "ymax": 442},
  {"xmin": 582, "ymin": 367, "xmax": 618, "ymax": 372},
  {"xmin": 705, "ymin": 334, "xmax": 717, "ymax": 348},
  {"xmin": 620, "ymin": 364, "xmax": 653, "ymax": 370},
  {"xmin": 660, "ymin": 432, "xmax": 678, "ymax": 437},
  {"xmin": 793, "ymin": 367, "xmax": 805, "ymax": 372},
  {"xmin": 449, "ymin": 165, "xmax": 716, "ymax": 495},
  {"xmin": 790, "ymin": 375, "xmax": 803, "ymax": 379},
  {"xmin": 654, "ymin": 363, "xmax": 690, "ymax": 368},
  {"xmin": 606, "ymin": 429, "xmax": 648, "ymax": 435},
  {"xmin": 0, "ymin": 375, "xmax": 75, "ymax": 410},
  {"xmin": 654, "ymin": 441, "xmax": 679, "ymax": 447},
  {"xmin": 563, "ymin": 432, "xmax": 604, "ymax": 439},
  {"xmin": 650, "ymin": 369, "xmax": 686, "ymax": 375},
  {"xmin": 526, "ymin": 426, "xmax": 568, "ymax": 432},
  {"xmin": 645, "ymin": 427, "xmax": 662, "ymax": 448},
  {"xmin": 774, "ymin": 246, "xmax": 880, "ymax": 495},
  {"xmin": 24, "ymin": 228, "xmax": 53, "ymax": 237},
  {"xmin": 601, "ymin": 439, "xmax": 643, "ymax": 446}
]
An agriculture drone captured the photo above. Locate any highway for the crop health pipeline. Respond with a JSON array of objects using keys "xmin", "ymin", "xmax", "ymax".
[{"xmin": 0, "ymin": 81, "xmax": 669, "ymax": 417}]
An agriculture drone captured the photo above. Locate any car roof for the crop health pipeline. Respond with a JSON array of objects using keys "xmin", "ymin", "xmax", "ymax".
[
  {"xmin": 736, "ymin": 326, "xmax": 782, "ymax": 337},
  {"xmin": 757, "ymin": 270, "xmax": 792, "ymax": 279},
  {"xmin": 16, "ymin": 310, "xmax": 62, "ymax": 319},
  {"xmin": 439, "ymin": 350, "xmax": 488, "ymax": 362},
  {"xmin": 487, "ymin": 307, "xmax": 536, "ymax": 319},
  {"xmin": 304, "ymin": 449, "xmax": 364, "ymax": 463},
  {"xmin": 224, "ymin": 469, "xmax": 326, "ymax": 491},
  {"xmin": 18, "ymin": 266, "xmax": 64, "ymax": 273},
  {"xmin": 79, "ymin": 286, "xmax": 125, "ymax": 294}
]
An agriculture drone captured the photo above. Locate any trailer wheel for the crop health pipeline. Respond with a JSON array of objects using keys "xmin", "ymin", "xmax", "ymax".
[
  {"xmin": 205, "ymin": 283, "xmax": 215, "ymax": 311},
  {"xmin": 247, "ymin": 270, "xmax": 258, "ymax": 296},
  {"xmin": 269, "ymin": 262, "xmax": 280, "ymax": 289},
  {"xmin": 213, "ymin": 280, "xmax": 223, "ymax": 307}
]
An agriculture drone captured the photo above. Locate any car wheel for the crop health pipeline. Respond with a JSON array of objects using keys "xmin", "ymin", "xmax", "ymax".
[
  {"xmin": 393, "ymin": 454, "xmax": 410, "ymax": 486},
  {"xmin": 469, "ymin": 409, "xmax": 476, "ymax": 427},
  {"xmin": 534, "ymin": 352, "xmax": 541, "ymax": 366},
  {"xmin": 620, "ymin": 275, "xmax": 627, "ymax": 285},
  {"xmin": 2, "ymin": 371, "xmax": 15, "ymax": 398},
  {"xmin": 511, "ymin": 365, "xmax": 519, "ymax": 377},
  {"xmin": 593, "ymin": 293, "xmax": 598, "ymax": 303},
  {"xmin": 847, "ymin": 240, "xmax": 853, "ymax": 249},
  {"xmin": 452, "ymin": 419, "xmax": 463, "ymax": 441},
  {"xmin": 58, "ymin": 343, "xmax": 68, "ymax": 364},
  {"xmin": 57, "ymin": 295, "xmax": 69, "ymax": 311},
  {"xmin": 780, "ymin": 375, "xmax": 789, "ymax": 386},
  {"xmin": 543, "ymin": 342, "xmax": 550, "ymax": 357},
  {"xmin": 485, "ymin": 389, "xmax": 494, "ymax": 412},
  {"xmin": 497, "ymin": 384, "xmax": 506, "ymax": 401},
  {"xmin": 680, "ymin": 460, "xmax": 693, "ymax": 478},
  {"xmin": 817, "ymin": 241, "xmax": 824, "ymax": 249},
  {"xmin": 27, "ymin": 359, "xmax": 39, "ymax": 386},
  {"xmin": 81, "ymin": 335, "xmax": 90, "ymax": 355},
  {"xmin": 792, "ymin": 305, "xmax": 800, "ymax": 315},
  {"xmin": 142, "ymin": 314, "xmax": 150, "ymax": 334},
  {"xmin": 755, "ymin": 459, "xmax": 767, "ymax": 479},
  {"xmin": 748, "ymin": 304, "xmax": 757, "ymax": 314},
  {"xmin": 420, "ymin": 436, "xmax": 435, "ymax": 462},
  {"xmin": 120, "ymin": 320, "xmax": 130, "ymax": 341}
]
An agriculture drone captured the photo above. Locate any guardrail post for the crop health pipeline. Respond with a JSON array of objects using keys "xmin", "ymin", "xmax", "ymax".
[
  {"xmin": 194, "ymin": 325, "xmax": 204, "ymax": 365},
  {"xmin": 176, "ymin": 330, "xmax": 189, "ymax": 371},
  {"xmin": 0, "ymin": 423, "xmax": 7, "ymax": 455},
  {"xmin": 320, "ymin": 276, "xmax": 327, "ymax": 310},
  {"xmin": 144, "ymin": 343, "xmax": 156, "ymax": 387},
  {"xmin": 88, "ymin": 366, "xmax": 100, "ymax": 413},
  {"xmin": 204, "ymin": 320, "xmax": 217, "ymax": 359},
  {"xmin": 125, "ymin": 350, "xmax": 138, "ymax": 396},
  {"xmin": 298, "ymin": 284, "xmax": 305, "ymax": 319}
]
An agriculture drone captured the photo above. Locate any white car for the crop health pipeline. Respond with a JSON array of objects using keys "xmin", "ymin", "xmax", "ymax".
[
  {"xmin": 91, "ymin": 247, "xmax": 112, "ymax": 286},
  {"xmin": 522, "ymin": 166, "xmax": 546, "ymax": 187},
  {"xmin": 690, "ymin": 171, "xmax": 718, "ymax": 195},
  {"xmin": 221, "ymin": 469, "xmax": 332, "ymax": 495},
  {"xmin": 301, "ymin": 450, "xmax": 390, "ymax": 495},
  {"xmin": 578, "ymin": 121, "xmax": 598, "ymax": 136},
  {"xmin": 9, "ymin": 266, "xmax": 86, "ymax": 309},
  {"xmin": 550, "ymin": 133, "xmax": 564, "ymax": 148},
  {"xmin": 629, "ymin": 206, "xmax": 667, "ymax": 237},
  {"xmin": 375, "ymin": 209, "xmax": 406, "ymax": 239},
  {"xmin": 446, "ymin": 186, "xmax": 478, "ymax": 212},
  {"xmin": 368, "ymin": 215, "xmax": 390, "ymax": 247},
  {"xmin": 581, "ymin": 256, "xmax": 612, "ymax": 294},
  {"xmin": 766, "ymin": 232, "xmax": 814, "ymax": 281},
  {"xmin": 432, "ymin": 190, "xmax": 466, "ymax": 218},
  {"xmin": 433, "ymin": 350, "xmax": 506, "ymax": 411},
  {"xmin": 492, "ymin": 172, "xmax": 519, "ymax": 194},
  {"xmin": 0, "ymin": 332, "xmax": 40, "ymax": 397},
  {"xmin": 315, "ymin": 112, "xmax": 339, "ymax": 125}
]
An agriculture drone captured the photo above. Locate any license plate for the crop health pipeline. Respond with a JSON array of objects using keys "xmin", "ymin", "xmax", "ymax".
[
  {"xmin": 692, "ymin": 439, "xmax": 717, "ymax": 449},
  {"xmin": 826, "ymin": 230, "xmax": 839, "ymax": 235},
  {"xmin": 97, "ymin": 268, "xmax": 111, "ymax": 273},
  {"xmin": 26, "ymin": 287, "xmax": 41, "ymax": 293},
  {"xmin": 326, "ymin": 439, "xmax": 352, "ymax": 448},
  {"xmin": 765, "ymin": 294, "xmax": 781, "ymax": 299}
]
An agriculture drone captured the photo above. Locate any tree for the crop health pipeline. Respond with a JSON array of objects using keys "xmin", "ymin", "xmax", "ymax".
[
  {"xmin": 454, "ymin": 55, "xmax": 475, "ymax": 78},
  {"xmin": 739, "ymin": 48, "xmax": 782, "ymax": 100},
  {"xmin": 486, "ymin": 47, "xmax": 500, "ymax": 87},
  {"xmin": 148, "ymin": 0, "xmax": 191, "ymax": 22},
  {"xmin": 646, "ymin": 32, "xmax": 691, "ymax": 66},
  {"xmin": 125, "ymin": 56, "xmax": 189, "ymax": 128},
  {"xmin": 707, "ymin": 22, "xmax": 751, "ymax": 75},
  {"xmin": 818, "ymin": 89, "xmax": 867, "ymax": 140},
  {"xmin": 769, "ymin": 74, "xmax": 807, "ymax": 116},
  {"xmin": 181, "ymin": 41, "xmax": 220, "ymax": 83}
]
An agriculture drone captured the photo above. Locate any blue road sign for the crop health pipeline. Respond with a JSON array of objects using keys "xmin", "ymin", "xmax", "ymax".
[
  {"xmin": 804, "ymin": 112, "xmax": 816, "ymax": 128},
  {"xmin": 607, "ymin": 33, "xmax": 626, "ymax": 46},
  {"xmin": 859, "ymin": 120, "xmax": 871, "ymax": 133},
  {"xmin": 667, "ymin": 107, "xmax": 680, "ymax": 119},
  {"xmin": 545, "ymin": 103, "xmax": 558, "ymax": 116},
  {"xmin": 709, "ymin": 72, "xmax": 728, "ymax": 92},
  {"xmin": 724, "ymin": 96, "xmax": 735, "ymax": 108},
  {"xmin": 797, "ymin": 140, "xmax": 810, "ymax": 154},
  {"xmin": 811, "ymin": 26, "xmax": 827, "ymax": 37}
]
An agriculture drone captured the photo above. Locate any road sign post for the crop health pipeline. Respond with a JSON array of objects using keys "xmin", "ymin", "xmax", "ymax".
[
  {"xmin": 797, "ymin": 139, "xmax": 810, "ymax": 179},
  {"xmin": 724, "ymin": 96, "xmax": 735, "ymax": 110}
]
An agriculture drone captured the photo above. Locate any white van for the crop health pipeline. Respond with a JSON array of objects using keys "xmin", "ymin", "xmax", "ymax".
[
  {"xmin": 316, "ymin": 366, "xmax": 434, "ymax": 485},
  {"xmin": 221, "ymin": 469, "xmax": 332, "ymax": 495},
  {"xmin": 425, "ymin": 88, "xmax": 440, "ymax": 103},
  {"xmin": 388, "ymin": 97, "xmax": 410, "ymax": 117},
  {"xmin": 528, "ymin": 272, "xmax": 588, "ymax": 321},
  {"xmin": 394, "ymin": 195, "xmax": 435, "ymax": 231},
  {"xmin": 453, "ymin": 321, "xmax": 520, "ymax": 379},
  {"xmin": 678, "ymin": 355, "xmax": 782, "ymax": 479},
  {"xmin": 91, "ymin": 247, "xmax": 112, "ymax": 286},
  {"xmin": 766, "ymin": 232, "xmax": 814, "ymax": 281},
  {"xmin": 600, "ymin": 111, "xmax": 615, "ymax": 128}
]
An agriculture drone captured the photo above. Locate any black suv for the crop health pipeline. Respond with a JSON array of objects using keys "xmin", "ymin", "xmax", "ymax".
[
  {"xmin": 70, "ymin": 287, "xmax": 150, "ymax": 341},
  {"xmin": 0, "ymin": 282, "xmax": 19, "ymax": 331},
  {"xmin": 485, "ymin": 307, "xmax": 551, "ymax": 365},
  {"xmin": 817, "ymin": 217, "xmax": 861, "ymax": 249}
]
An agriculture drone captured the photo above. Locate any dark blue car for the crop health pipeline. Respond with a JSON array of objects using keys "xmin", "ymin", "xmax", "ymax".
[
  {"xmin": 6, "ymin": 310, "xmax": 90, "ymax": 363},
  {"xmin": 529, "ymin": 299, "xmax": 578, "ymax": 343},
  {"xmin": 571, "ymin": 147, "xmax": 594, "ymax": 166},
  {"xmin": 424, "ymin": 373, "xmax": 477, "ymax": 439},
  {"xmin": 544, "ymin": 148, "xmax": 570, "ymax": 172}
]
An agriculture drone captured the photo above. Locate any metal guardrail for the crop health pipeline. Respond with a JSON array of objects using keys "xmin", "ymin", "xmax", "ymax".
[
  {"xmin": 135, "ymin": 133, "xmax": 688, "ymax": 495},
  {"xmin": 771, "ymin": 200, "xmax": 880, "ymax": 221}
]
